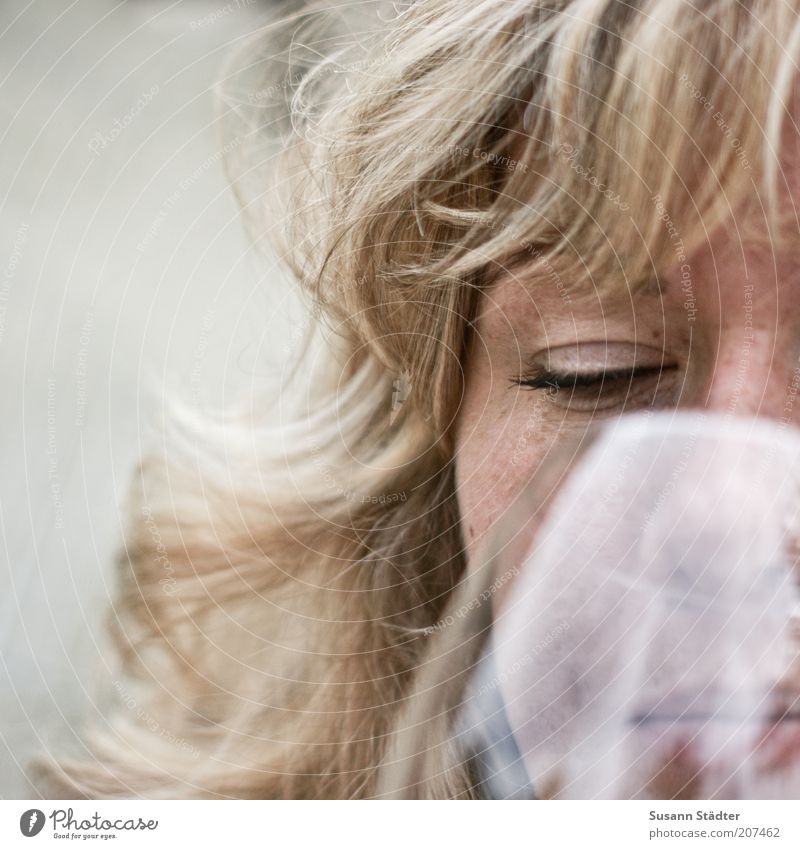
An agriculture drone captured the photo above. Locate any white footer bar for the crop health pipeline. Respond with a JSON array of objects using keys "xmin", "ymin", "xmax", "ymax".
[{"xmin": 2, "ymin": 800, "xmax": 798, "ymax": 848}]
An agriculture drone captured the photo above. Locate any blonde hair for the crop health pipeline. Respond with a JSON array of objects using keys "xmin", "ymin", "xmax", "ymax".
[{"xmin": 40, "ymin": 0, "xmax": 800, "ymax": 798}]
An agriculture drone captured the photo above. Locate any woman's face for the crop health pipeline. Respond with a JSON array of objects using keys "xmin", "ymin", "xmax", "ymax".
[{"xmin": 454, "ymin": 194, "xmax": 800, "ymax": 562}]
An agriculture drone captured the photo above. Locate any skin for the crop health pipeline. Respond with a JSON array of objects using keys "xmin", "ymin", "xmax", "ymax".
[
  {"xmin": 452, "ymin": 178, "xmax": 800, "ymax": 797},
  {"xmin": 454, "ymin": 196, "xmax": 800, "ymax": 564}
]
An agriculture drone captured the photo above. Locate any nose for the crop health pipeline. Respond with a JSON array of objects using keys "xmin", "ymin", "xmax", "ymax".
[
  {"xmin": 700, "ymin": 334, "xmax": 800, "ymax": 423},
  {"xmin": 687, "ymin": 276, "xmax": 800, "ymax": 424},
  {"xmin": 660, "ymin": 202, "xmax": 800, "ymax": 425},
  {"xmin": 701, "ymin": 328, "xmax": 800, "ymax": 425}
]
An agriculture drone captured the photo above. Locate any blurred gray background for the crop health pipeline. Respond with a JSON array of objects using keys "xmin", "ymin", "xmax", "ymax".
[{"xmin": 0, "ymin": 0, "xmax": 298, "ymax": 797}]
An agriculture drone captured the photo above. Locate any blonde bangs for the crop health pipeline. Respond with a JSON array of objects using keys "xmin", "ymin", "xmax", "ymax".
[
  {"xmin": 434, "ymin": 0, "xmax": 796, "ymax": 300},
  {"xmin": 307, "ymin": 0, "xmax": 795, "ymax": 307}
]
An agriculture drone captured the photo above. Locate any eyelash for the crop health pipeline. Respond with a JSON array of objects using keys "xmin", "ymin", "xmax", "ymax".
[{"xmin": 512, "ymin": 365, "xmax": 666, "ymax": 392}]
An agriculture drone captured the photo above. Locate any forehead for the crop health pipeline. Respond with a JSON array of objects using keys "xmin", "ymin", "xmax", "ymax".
[
  {"xmin": 480, "ymin": 254, "xmax": 651, "ymax": 329},
  {"xmin": 487, "ymin": 167, "xmax": 800, "ymax": 329},
  {"xmin": 491, "ymin": 77, "xmax": 800, "ymax": 319}
]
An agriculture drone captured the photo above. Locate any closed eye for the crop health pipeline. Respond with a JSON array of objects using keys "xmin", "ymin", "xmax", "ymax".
[
  {"xmin": 511, "ymin": 365, "xmax": 668, "ymax": 392},
  {"xmin": 510, "ymin": 362, "xmax": 678, "ymax": 415}
]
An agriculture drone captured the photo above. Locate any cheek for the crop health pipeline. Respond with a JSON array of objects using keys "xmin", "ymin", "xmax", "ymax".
[{"xmin": 454, "ymin": 339, "xmax": 559, "ymax": 559}]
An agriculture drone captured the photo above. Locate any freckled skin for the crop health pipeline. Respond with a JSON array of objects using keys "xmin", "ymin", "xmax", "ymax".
[{"xmin": 454, "ymin": 201, "xmax": 800, "ymax": 564}]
